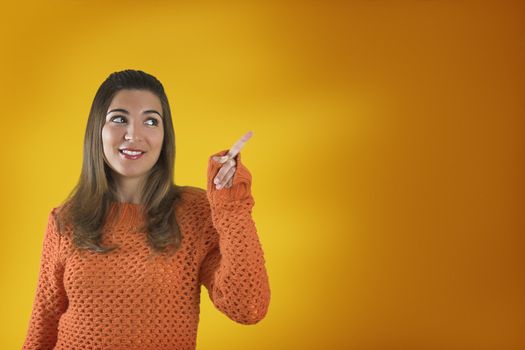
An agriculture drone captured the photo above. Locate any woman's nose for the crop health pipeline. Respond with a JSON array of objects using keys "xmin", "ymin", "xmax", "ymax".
[{"xmin": 124, "ymin": 119, "xmax": 144, "ymax": 141}]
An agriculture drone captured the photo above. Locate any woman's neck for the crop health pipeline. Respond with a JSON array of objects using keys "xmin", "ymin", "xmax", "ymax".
[{"xmin": 113, "ymin": 175, "xmax": 144, "ymax": 204}]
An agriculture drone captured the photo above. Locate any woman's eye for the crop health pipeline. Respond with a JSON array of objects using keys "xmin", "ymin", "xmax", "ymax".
[
  {"xmin": 110, "ymin": 116, "xmax": 159, "ymax": 126},
  {"xmin": 111, "ymin": 115, "xmax": 125, "ymax": 123},
  {"xmin": 146, "ymin": 118, "xmax": 159, "ymax": 126}
]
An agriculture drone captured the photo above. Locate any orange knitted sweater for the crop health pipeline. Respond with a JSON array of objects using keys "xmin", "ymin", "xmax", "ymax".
[{"xmin": 22, "ymin": 149, "xmax": 270, "ymax": 350}]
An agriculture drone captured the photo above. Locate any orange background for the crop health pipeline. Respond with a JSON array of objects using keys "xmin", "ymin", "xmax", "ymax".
[{"xmin": 1, "ymin": 0, "xmax": 523, "ymax": 349}]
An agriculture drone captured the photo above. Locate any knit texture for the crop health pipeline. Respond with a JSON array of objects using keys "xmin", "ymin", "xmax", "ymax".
[{"xmin": 22, "ymin": 149, "xmax": 270, "ymax": 350}]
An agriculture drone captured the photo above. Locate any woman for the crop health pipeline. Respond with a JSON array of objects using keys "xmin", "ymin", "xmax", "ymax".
[{"xmin": 22, "ymin": 69, "xmax": 270, "ymax": 350}]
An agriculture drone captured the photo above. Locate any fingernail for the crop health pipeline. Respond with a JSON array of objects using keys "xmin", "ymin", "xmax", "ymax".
[{"xmin": 214, "ymin": 178, "xmax": 219, "ymax": 184}]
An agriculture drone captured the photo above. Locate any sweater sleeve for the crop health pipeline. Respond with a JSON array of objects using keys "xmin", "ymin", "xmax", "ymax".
[
  {"xmin": 198, "ymin": 148, "xmax": 271, "ymax": 325},
  {"xmin": 23, "ymin": 208, "xmax": 68, "ymax": 350}
]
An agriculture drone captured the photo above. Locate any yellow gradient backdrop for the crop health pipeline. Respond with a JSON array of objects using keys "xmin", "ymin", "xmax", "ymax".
[{"xmin": 1, "ymin": 0, "xmax": 524, "ymax": 349}]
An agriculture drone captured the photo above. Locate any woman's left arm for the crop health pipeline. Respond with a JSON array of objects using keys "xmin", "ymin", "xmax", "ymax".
[{"xmin": 198, "ymin": 146, "xmax": 271, "ymax": 325}]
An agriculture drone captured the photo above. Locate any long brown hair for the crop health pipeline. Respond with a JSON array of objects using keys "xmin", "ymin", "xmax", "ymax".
[{"xmin": 55, "ymin": 69, "xmax": 183, "ymax": 257}]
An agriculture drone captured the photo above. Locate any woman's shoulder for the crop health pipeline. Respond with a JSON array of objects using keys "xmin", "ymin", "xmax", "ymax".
[
  {"xmin": 175, "ymin": 186, "xmax": 212, "ymax": 233},
  {"xmin": 43, "ymin": 203, "xmax": 74, "ymax": 240},
  {"xmin": 176, "ymin": 185, "xmax": 208, "ymax": 207}
]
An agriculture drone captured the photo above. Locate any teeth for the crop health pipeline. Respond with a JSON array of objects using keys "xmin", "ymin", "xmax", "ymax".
[{"xmin": 121, "ymin": 150, "xmax": 143, "ymax": 155}]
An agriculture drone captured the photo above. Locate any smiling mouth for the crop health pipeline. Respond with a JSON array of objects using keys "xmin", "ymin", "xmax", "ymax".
[{"xmin": 119, "ymin": 149, "xmax": 146, "ymax": 160}]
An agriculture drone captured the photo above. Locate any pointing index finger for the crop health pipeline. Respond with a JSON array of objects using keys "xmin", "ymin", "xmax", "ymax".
[{"xmin": 226, "ymin": 130, "xmax": 253, "ymax": 159}]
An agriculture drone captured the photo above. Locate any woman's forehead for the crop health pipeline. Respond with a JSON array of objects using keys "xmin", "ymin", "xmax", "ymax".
[{"xmin": 108, "ymin": 89, "xmax": 162, "ymax": 114}]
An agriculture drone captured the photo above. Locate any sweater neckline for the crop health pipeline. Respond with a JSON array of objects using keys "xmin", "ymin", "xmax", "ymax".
[
  {"xmin": 107, "ymin": 201, "xmax": 146, "ymax": 230},
  {"xmin": 111, "ymin": 201, "xmax": 144, "ymax": 206}
]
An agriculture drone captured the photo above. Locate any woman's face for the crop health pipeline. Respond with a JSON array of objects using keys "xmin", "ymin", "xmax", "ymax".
[{"xmin": 102, "ymin": 89, "xmax": 164, "ymax": 182}]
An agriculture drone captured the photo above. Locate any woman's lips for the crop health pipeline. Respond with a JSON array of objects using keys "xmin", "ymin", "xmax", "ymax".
[{"xmin": 119, "ymin": 149, "xmax": 145, "ymax": 160}]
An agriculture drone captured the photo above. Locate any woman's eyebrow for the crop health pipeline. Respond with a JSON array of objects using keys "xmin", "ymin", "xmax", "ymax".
[{"xmin": 106, "ymin": 108, "xmax": 162, "ymax": 117}]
